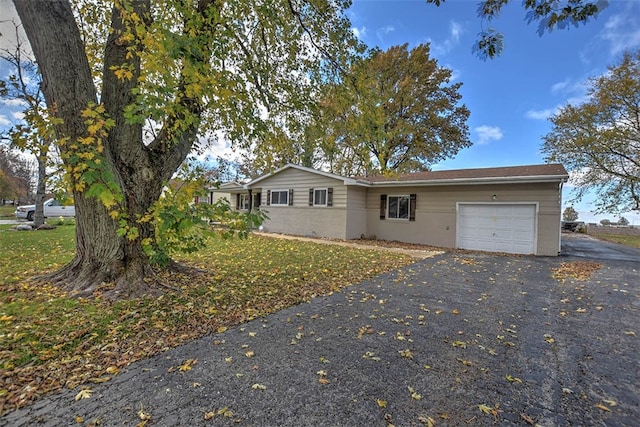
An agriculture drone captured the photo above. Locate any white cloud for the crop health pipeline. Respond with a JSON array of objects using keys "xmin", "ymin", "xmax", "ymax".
[
  {"xmin": 599, "ymin": 7, "xmax": 640, "ymax": 57},
  {"xmin": 525, "ymin": 108, "xmax": 557, "ymax": 120},
  {"xmin": 449, "ymin": 21, "xmax": 463, "ymax": 43},
  {"xmin": 429, "ymin": 20, "xmax": 464, "ymax": 56},
  {"xmin": 474, "ymin": 125, "xmax": 503, "ymax": 145},
  {"xmin": 1, "ymin": 98, "xmax": 27, "ymax": 108},
  {"xmin": 551, "ymin": 79, "xmax": 571, "ymax": 94},
  {"xmin": 352, "ymin": 26, "xmax": 367, "ymax": 40},
  {"xmin": 375, "ymin": 25, "xmax": 395, "ymax": 44},
  {"xmin": 0, "ymin": 115, "xmax": 11, "ymax": 127}
]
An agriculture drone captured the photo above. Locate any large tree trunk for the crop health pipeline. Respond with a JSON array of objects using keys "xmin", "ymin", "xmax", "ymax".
[
  {"xmin": 33, "ymin": 154, "xmax": 47, "ymax": 228},
  {"xmin": 14, "ymin": 0, "xmax": 198, "ymax": 298}
]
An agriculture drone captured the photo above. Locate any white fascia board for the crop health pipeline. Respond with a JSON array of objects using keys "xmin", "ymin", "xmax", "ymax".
[
  {"xmin": 369, "ymin": 174, "xmax": 569, "ymax": 187},
  {"xmin": 246, "ymin": 163, "xmax": 365, "ymax": 187}
]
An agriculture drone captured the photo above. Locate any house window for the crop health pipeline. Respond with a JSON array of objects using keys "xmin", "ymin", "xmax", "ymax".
[
  {"xmin": 388, "ymin": 195, "xmax": 410, "ymax": 219},
  {"xmin": 314, "ymin": 188, "xmax": 327, "ymax": 206},
  {"xmin": 309, "ymin": 187, "xmax": 333, "ymax": 207},
  {"xmin": 270, "ymin": 189, "xmax": 289, "ymax": 206},
  {"xmin": 380, "ymin": 193, "xmax": 416, "ymax": 221},
  {"xmin": 239, "ymin": 194, "xmax": 250, "ymax": 210}
]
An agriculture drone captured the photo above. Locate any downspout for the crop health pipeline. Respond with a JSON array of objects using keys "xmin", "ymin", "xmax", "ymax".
[{"xmin": 558, "ymin": 181, "xmax": 564, "ymax": 255}]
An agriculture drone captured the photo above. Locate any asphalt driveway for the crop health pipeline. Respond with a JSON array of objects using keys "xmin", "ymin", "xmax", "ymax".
[
  {"xmin": 561, "ymin": 232, "xmax": 640, "ymax": 262},
  {"xmin": 2, "ymin": 250, "xmax": 638, "ymax": 426}
]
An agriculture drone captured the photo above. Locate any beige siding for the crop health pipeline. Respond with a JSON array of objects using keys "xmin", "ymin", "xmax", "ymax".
[
  {"xmin": 252, "ymin": 168, "xmax": 349, "ymax": 238},
  {"xmin": 345, "ymin": 186, "xmax": 367, "ymax": 239},
  {"xmin": 366, "ymin": 182, "xmax": 562, "ymax": 256},
  {"xmin": 249, "ymin": 166, "xmax": 563, "ymax": 256}
]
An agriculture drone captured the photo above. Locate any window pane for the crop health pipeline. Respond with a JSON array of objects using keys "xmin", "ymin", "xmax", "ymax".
[
  {"xmin": 314, "ymin": 189, "xmax": 327, "ymax": 205},
  {"xmin": 388, "ymin": 197, "xmax": 398, "ymax": 218},
  {"xmin": 271, "ymin": 190, "xmax": 288, "ymax": 205},
  {"xmin": 388, "ymin": 196, "xmax": 409, "ymax": 219},
  {"xmin": 398, "ymin": 196, "xmax": 409, "ymax": 219}
]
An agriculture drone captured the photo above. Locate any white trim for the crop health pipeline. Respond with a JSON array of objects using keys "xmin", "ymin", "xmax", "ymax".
[
  {"xmin": 387, "ymin": 194, "xmax": 410, "ymax": 221},
  {"xmin": 270, "ymin": 189, "xmax": 289, "ymax": 206},
  {"xmin": 371, "ymin": 175, "xmax": 568, "ymax": 187},
  {"xmin": 247, "ymin": 163, "xmax": 366, "ymax": 188},
  {"xmin": 456, "ymin": 202, "xmax": 539, "ymax": 255},
  {"xmin": 239, "ymin": 194, "xmax": 250, "ymax": 210},
  {"xmin": 313, "ymin": 188, "xmax": 328, "ymax": 207}
]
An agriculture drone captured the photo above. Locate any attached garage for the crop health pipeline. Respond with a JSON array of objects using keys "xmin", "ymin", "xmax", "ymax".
[{"xmin": 457, "ymin": 203, "xmax": 537, "ymax": 254}]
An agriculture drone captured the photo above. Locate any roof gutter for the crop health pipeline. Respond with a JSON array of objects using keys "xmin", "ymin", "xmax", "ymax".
[{"xmin": 366, "ymin": 174, "xmax": 569, "ymax": 187}]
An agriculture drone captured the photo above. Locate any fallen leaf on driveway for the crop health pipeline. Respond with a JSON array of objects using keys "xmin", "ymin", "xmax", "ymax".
[
  {"xmin": 74, "ymin": 388, "xmax": 92, "ymax": 400},
  {"xmin": 551, "ymin": 261, "xmax": 602, "ymax": 283}
]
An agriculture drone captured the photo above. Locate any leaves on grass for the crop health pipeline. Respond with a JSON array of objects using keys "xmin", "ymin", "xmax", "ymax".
[{"xmin": 0, "ymin": 233, "xmax": 414, "ymax": 413}]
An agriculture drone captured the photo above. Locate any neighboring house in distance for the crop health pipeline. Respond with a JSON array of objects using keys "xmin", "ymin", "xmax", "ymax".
[
  {"xmin": 204, "ymin": 181, "xmax": 245, "ymax": 206},
  {"xmin": 225, "ymin": 163, "xmax": 569, "ymax": 256}
]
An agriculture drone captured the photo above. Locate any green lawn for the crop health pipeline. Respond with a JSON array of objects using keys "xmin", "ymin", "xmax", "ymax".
[
  {"xmin": 0, "ymin": 226, "xmax": 414, "ymax": 414},
  {"xmin": 0, "ymin": 205, "xmax": 16, "ymax": 218},
  {"xmin": 594, "ymin": 233, "xmax": 640, "ymax": 249}
]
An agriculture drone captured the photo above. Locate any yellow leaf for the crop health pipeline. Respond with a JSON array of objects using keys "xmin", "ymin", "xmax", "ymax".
[
  {"xmin": 74, "ymin": 388, "xmax": 93, "ymax": 400},
  {"xmin": 603, "ymin": 399, "xmax": 617, "ymax": 406},
  {"xmin": 478, "ymin": 404, "xmax": 493, "ymax": 414},
  {"xmin": 377, "ymin": 399, "xmax": 387, "ymax": 408},
  {"xmin": 418, "ymin": 415, "xmax": 436, "ymax": 426},
  {"xmin": 252, "ymin": 383, "xmax": 266, "ymax": 390},
  {"xmin": 505, "ymin": 374, "xmax": 522, "ymax": 383},
  {"xmin": 595, "ymin": 403, "xmax": 611, "ymax": 412},
  {"xmin": 105, "ymin": 366, "xmax": 119, "ymax": 375},
  {"xmin": 245, "ymin": 350, "xmax": 255, "ymax": 358},
  {"xmin": 179, "ymin": 359, "xmax": 197, "ymax": 371},
  {"xmin": 399, "ymin": 349, "xmax": 413, "ymax": 359},
  {"xmin": 138, "ymin": 408, "xmax": 151, "ymax": 420}
]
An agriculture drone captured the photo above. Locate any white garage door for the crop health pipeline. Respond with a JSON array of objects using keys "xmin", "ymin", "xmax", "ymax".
[{"xmin": 457, "ymin": 204, "xmax": 536, "ymax": 255}]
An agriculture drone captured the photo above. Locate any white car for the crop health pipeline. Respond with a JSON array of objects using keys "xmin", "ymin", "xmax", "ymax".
[{"xmin": 15, "ymin": 198, "xmax": 76, "ymax": 221}]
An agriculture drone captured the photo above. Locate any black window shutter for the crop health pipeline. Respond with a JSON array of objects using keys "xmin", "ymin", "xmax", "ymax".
[
  {"xmin": 380, "ymin": 194, "xmax": 387, "ymax": 219},
  {"xmin": 309, "ymin": 188, "xmax": 314, "ymax": 206},
  {"xmin": 327, "ymin": 188, "xmax": 333, "ymax": 207},
  {"xmin": 266, "ymin": 190, "xmax": 271, "ymax": 206},
  {"xmin": 409, "ymin": 193, "xmax": 416, "ymax": 221},
  {"xmin": 288, "ymin": 189, "xmax": 294, "ymax": 206},
  {"xmin": 236, "ymin": 194, "xmax": 240, "ymax": 210}
]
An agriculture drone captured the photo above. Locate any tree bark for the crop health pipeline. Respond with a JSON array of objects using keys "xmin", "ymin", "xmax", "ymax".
[
  {"xmin": 13, "ymin": 0, "xmax": 198, "ymax": 298},
  {"xmin": 33, "ymin": 153, "xmax": 46, "ymax": 227}
]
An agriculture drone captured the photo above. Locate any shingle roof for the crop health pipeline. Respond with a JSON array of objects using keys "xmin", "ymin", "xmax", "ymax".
[{"xmin": 359, "ymin": 164, "xmax": 568, "ymax": 184}]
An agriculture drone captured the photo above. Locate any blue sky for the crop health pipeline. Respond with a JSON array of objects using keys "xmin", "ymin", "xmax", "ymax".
[
  {"xmin": 1, "ymin": 1, "xmax": 639, "ymax": 224},
  {"xmin": 347, "ymin": 0, "xmax": 640, "ymax": 224}
]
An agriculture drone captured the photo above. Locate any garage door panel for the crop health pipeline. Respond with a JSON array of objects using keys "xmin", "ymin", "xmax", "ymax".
[{"xmin": 457, "ymin": 204, "xmax": 536, "ymax": 255}]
